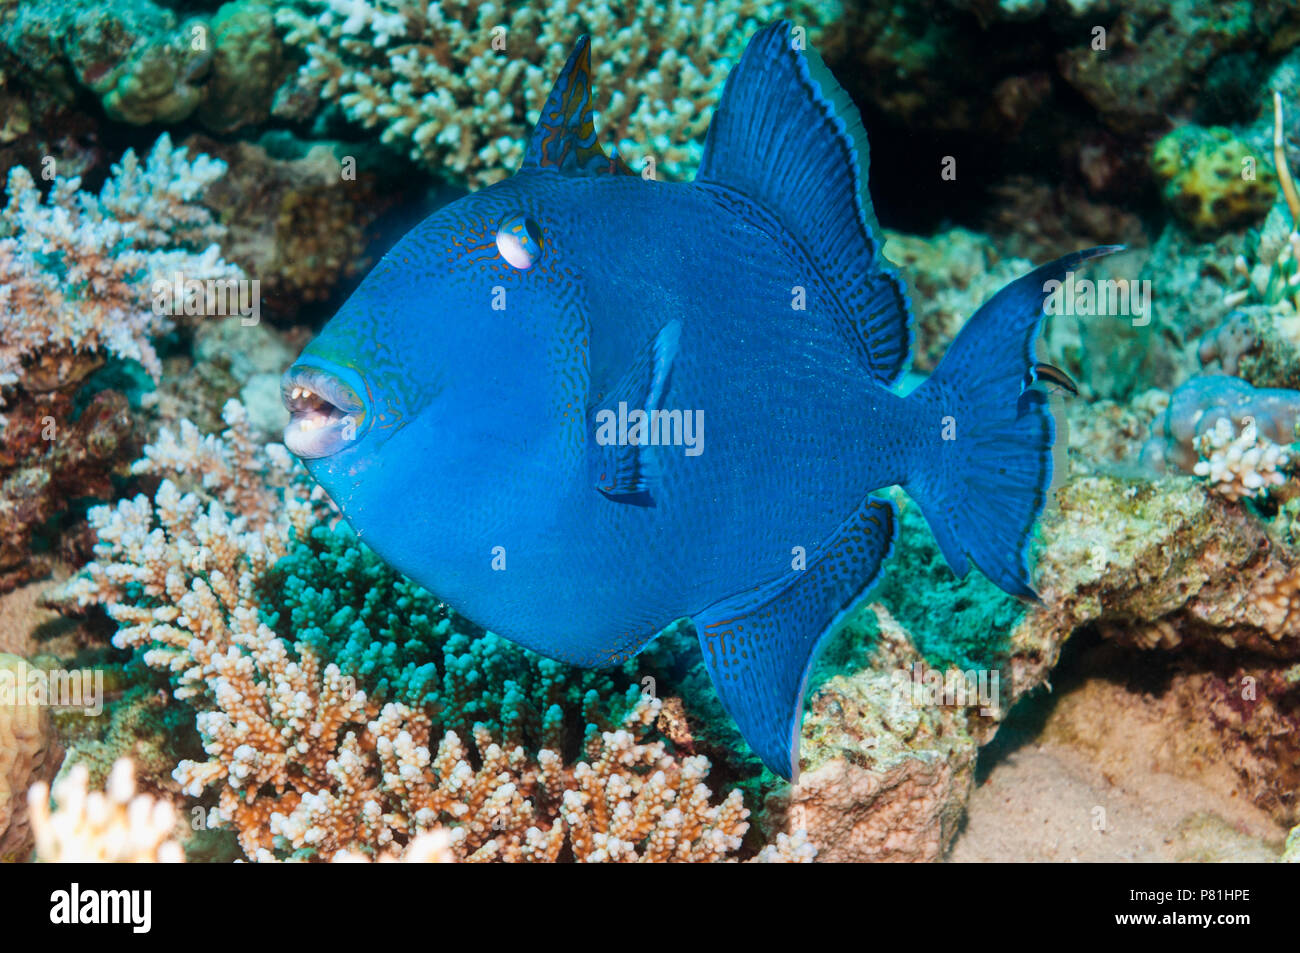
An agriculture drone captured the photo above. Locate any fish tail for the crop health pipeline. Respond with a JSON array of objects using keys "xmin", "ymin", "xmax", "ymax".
[{"xmin": 903, "ymin": 246, "xmax": 1122, "ymax": 600}]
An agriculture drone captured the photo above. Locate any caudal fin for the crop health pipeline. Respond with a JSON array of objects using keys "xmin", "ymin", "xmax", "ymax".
[{"xmin": 905, "ymin": 246, "xmax": 1122, "ymax": 599}]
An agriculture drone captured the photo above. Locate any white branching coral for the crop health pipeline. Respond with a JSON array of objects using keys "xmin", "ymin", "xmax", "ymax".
[
  {"xmin": 331, "ymin": 830, "xmax": 457, "ymax": 862},
  {"xmin": 28, "ymin": 759, "xmax": 184, "ymax": 863},
  {"xmin": 0, "ymin": 133, "xmax": 244, "ymax": 411},
  {"xmin": 274, "ymin": 0, "xmax": 841, "ymax": 186},
  {"xmin": 29, "ymin": 755, "xmax": 459, "ymax": 863},
  {"xmin": 1192, "ymin": 415, "xmax": 1292, "ymax": 501},
  {"xmin": 54, "ymin": 400, "xmax": 320, "ymax": 705}
]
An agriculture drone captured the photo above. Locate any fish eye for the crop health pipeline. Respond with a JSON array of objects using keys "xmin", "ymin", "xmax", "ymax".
[{"xmin": 496, "ymin": 214, "xmax": 544, "ymax": 269}]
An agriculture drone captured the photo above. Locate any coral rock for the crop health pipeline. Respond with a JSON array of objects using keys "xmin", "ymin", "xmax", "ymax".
[
  {"xmin": 772, "ymin": 668, "xmax": 976, "ymax": 862},
  {"xmin": 0, "ymin": 652, "xmax": 58, "ymax": 862},
  {"xmin": 1152, "ymin": 125, "xmax": 1277, "ymax": 238}
]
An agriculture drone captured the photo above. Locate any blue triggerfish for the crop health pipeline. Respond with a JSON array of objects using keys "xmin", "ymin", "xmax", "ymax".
[{"xmin": 281, "ymin": 22, "xmax": 1117, "ymax": 778}]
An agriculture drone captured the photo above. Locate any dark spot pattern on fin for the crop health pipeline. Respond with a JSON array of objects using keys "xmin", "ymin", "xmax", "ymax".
[
  {"xmin": 521, "ymin": 36, "xmax": 635, "ymax": 177},
  {"xmin": 907, "ymin": 246, "xmax": 1123, "ymax": 599},
  {"xmin": 691, "ymin": 496, "xmax": 897, "ymax": 779},
  {"xmin": 697, "ymin": 20, "xmax": 912, "ymax": 386}
]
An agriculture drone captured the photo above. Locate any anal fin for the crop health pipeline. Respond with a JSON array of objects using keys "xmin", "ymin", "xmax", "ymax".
[{"xmin": 692, "ymin": 496, "xmax": 896, "ymax": 779}]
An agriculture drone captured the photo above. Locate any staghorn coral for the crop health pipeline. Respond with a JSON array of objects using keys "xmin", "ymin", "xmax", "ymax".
[
  {"xmin": 273, "ymin": 0, "xmax": 840, "ymax": 187},
  {"xmin": 31, "ymin": 755, "xmax": 463, "ymax": 862},
  {"xmin": 0, "ymin": 132, "xmax": 245, "ymax": 588},
  {"xmin": 28, "ymin": 758, "xmax": 184, "ymax": 862},
  {"xmin": 236, "ymin": 691, "xmax": 752, "ymax": 862},
  {"xmin": 0, "ymin": 132, "xmax": 242, "ymax": 399},
  {"xmin": 330, "ymin": 829, "xmax": 456, "ymax": 862},
  {"xmin": 50, "ymin": 402, "xmax": 768, "ymax": 862}
]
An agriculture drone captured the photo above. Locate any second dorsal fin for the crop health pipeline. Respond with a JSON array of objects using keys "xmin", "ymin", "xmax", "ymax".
[
  {"xmin": 522, "ymin": 37, "xmax": 634, "ymax": 177},
  {"xmin": 696, "ymin": 21, "xmax": 912, "ymax": 387}
]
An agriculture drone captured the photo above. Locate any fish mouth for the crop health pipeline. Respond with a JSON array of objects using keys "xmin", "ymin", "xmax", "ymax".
[{"xmin": 281, "ymin": 363, "xmax": 367, "ymax": 459}]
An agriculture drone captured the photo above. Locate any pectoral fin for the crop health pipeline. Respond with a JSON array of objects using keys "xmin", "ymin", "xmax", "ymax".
[
  {"xmin": 692, "ymin": 496, "xmax": 896, "ymax": 779},
  {"xmin": 589, "ymin": 320, "xmax": 681, "ymax": 505}
]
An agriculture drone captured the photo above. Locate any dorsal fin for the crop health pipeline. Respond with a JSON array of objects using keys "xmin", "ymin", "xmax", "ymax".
[
  {"xmin": 697, "ymin": 21, "xmax": 912, "ymax": 386},
  {"xmin": 522, "ymin": 37, "xmax": 635, "ymax": 176}
]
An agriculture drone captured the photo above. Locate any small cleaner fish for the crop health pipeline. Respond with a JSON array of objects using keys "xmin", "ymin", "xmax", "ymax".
[{"xmin": 281, "ymin": 21, "xmax": 1118, "ymax": 778}]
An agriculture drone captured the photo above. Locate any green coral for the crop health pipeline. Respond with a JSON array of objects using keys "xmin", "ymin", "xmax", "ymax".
[
  {"xmin": 834, "ymin": 491, "xmax": 1023, "ymax": 672},
  {"xmin": 197, "ymin": 0, "xmax": 287, "ymax": 133},
  {"xmin": 1152, "ymin": 125, "xmax": 1278, "ymax": 237},
  {"xmin": 1058, "ymin": 0, "xmax": 1300, "ymax": 134},
  {"xmin": 0, "ymin": 0, "xmax": 287, "ymax": 129},
  {"xmin": 258, "ymin": 523, "xmax": 649, "ymax": 758},
  {"xmin": 5, "ymin": 0, "xmax": 215, "ymax": 125},
  {"xmin": 56, "ymin": 687, "xmax": 192, "ymax": 779}
]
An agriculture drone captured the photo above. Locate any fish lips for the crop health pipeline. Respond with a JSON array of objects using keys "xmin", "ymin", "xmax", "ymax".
[{"xmin": 281, "ymin": 361, "xmax": 369, "ymax": 459}]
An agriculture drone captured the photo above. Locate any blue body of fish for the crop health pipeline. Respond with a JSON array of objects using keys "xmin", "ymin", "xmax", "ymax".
[{"xmin": 282, "ymin": 22, "xmax": 1116, "ymax": 777}]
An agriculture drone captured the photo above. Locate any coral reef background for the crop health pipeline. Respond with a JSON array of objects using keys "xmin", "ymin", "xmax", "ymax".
[{"xmin": 3, "ymin": 0, "xmax": 1300, "ymax": 862}]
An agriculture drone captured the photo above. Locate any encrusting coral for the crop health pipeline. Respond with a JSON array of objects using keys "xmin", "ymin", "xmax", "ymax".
[
  {"xmin": 1192, "ymin": 415, "xmax": 1291, "ymax": 501},
  {"xmin": 50, "ymin": 401, "xmax": 803, "ymax": 862},
  {"xmin": 0, "ymin": 0, "xmax": 211, "ymax": 126},
  {"xmin": 0, "ymin": 0, "xmax": 291, "ymax": 131},
  {"xmin": 0, "ymin": 652, "xmax": 59, "ymax": 861},
  {"xmin": 1151, "ymin": 124, "xmax": 1277, "ymax": 238},
  {"xmin": 188, "ymin": 134, "xmax": 394, "ymax": 315},
  {"xmin": 272, "ymin": 0, "xmax": 840, "ymax": 186},
  {"xmin": 765, "ymin": 604, "xmax": 980, "ymax": 862},
  {"xmin": 1141, "ymin": 375, "xmax": 1300, "ymax": 493}
]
